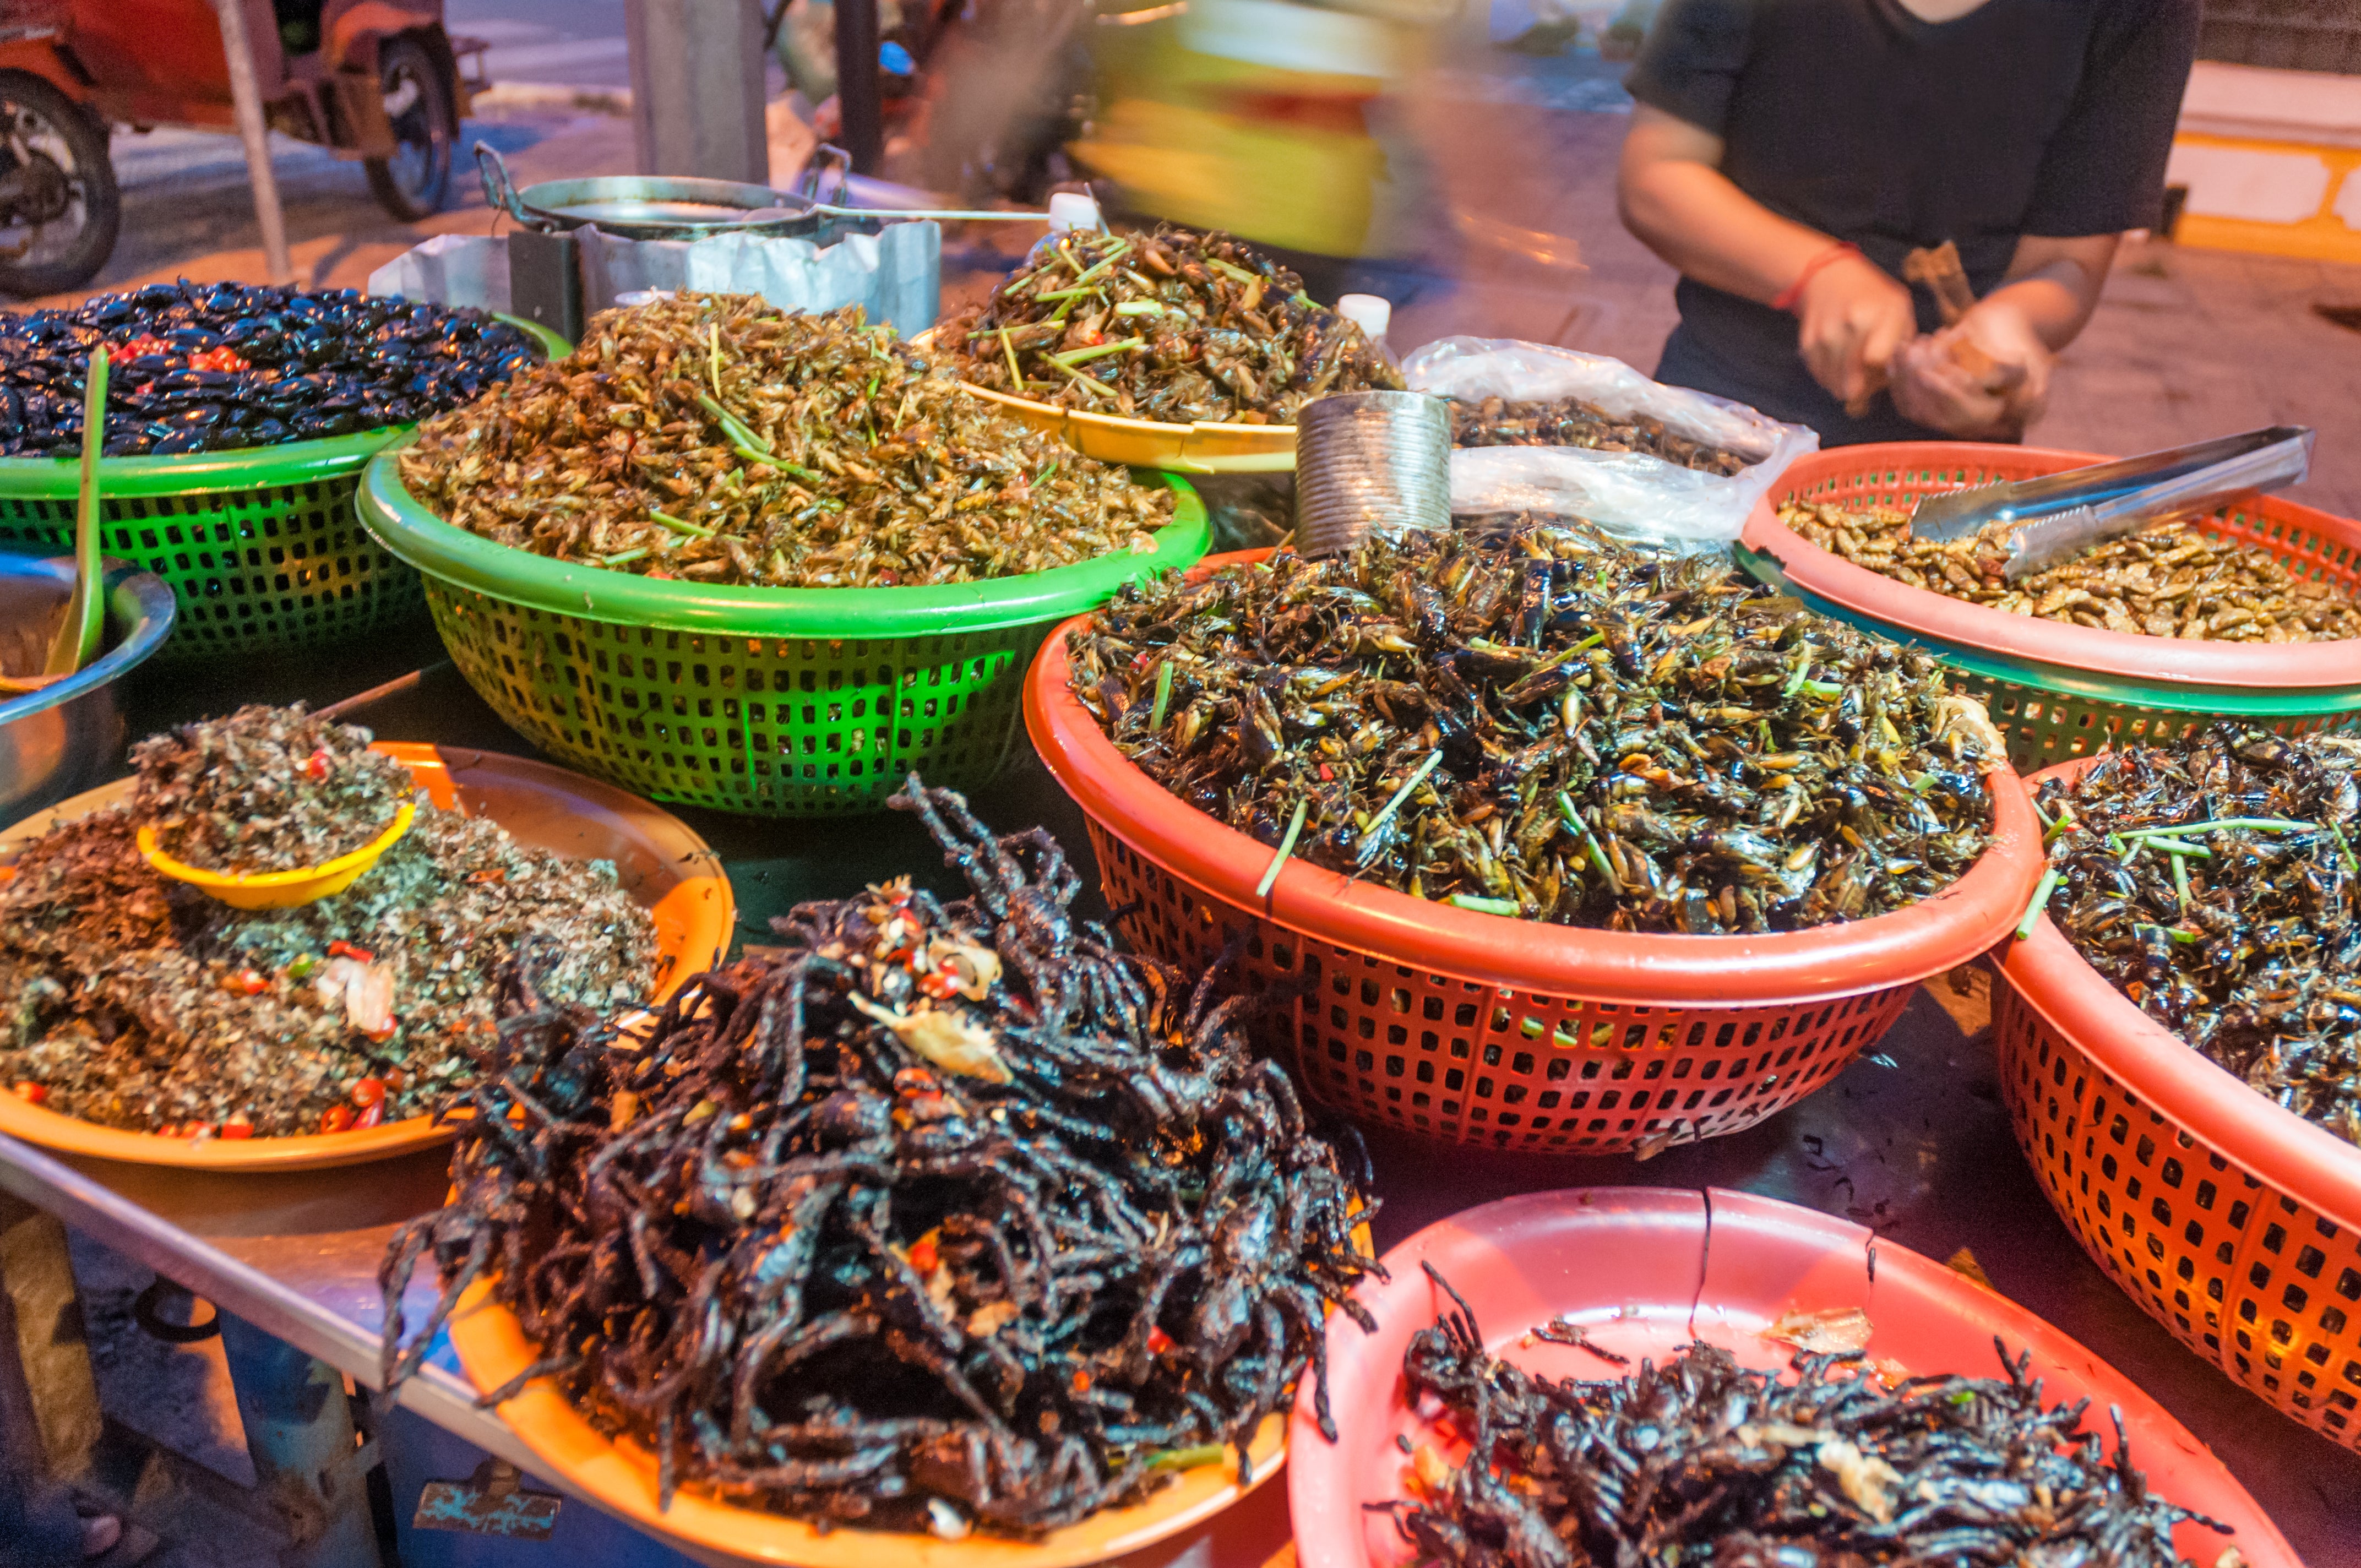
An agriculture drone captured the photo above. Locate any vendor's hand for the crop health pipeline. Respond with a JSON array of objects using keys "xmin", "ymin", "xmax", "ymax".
[
  {"xmin": 1890, "ymin": 297, "xmax": 2054, "ymax": 439},
  {"xmin": 1794, "ymin": 253, "xmax": 1916, "ymax": 412}
]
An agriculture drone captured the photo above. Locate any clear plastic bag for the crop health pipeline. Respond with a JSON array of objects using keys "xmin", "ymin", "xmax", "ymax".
[{"xmin": 1402, "ymin": 335, "xmax": 1818, "ymax": 549}]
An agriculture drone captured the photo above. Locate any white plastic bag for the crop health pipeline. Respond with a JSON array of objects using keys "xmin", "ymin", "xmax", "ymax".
[{"xmin": 1402, "ymin": 335, "xmax": 1817, "ymax": 548}]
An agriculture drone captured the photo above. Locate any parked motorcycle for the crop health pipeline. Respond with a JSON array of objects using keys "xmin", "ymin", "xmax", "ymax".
[{"xmin": 0, "ymin": 0, "xmax": 474, "ymax": 296}]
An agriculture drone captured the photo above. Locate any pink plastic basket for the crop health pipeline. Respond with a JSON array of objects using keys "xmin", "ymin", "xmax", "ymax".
[{"xmin": 1288, "ymin": 1187, "xmax": 2297, "ymax": 1568}]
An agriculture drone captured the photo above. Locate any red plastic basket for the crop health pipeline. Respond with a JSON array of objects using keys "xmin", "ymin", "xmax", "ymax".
[
  {"xmin": 1996, "ymin": 756, "xmax": 2361, "ymax": 1449},
  {"xmin": 1290, "ymin": 1188, "xmax": 2298, "ymax": 1568},
  {"xmin": 1739, "ymin": 443, "xmax": 2361, "ymax": 773},
  {"xmin": 1025, "ymin": 553, "xmax": 2047, "ymax": 1153}
]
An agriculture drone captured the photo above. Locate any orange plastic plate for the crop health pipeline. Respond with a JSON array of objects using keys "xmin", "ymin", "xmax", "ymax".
[
  {"xmin": 446, "ymin": 1277, "xmax": 1286, "ymax": 1568},
  {"xmin": 0, "ymin": 743, "xmax": 733, "ymax": 1172},
  {"xmin": 1290, "ymin": 1188, "xmax": 2297, "ymax": 1568}
]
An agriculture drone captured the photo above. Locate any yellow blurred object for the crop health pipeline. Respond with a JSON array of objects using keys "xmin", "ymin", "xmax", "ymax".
[
  {"xmin": 137, "ymin": 801, "xmax": 416, "ymax": 911},
  {"xmin": 1074, "ymin": 0, "xmax": 1444, "ymax": 262}
]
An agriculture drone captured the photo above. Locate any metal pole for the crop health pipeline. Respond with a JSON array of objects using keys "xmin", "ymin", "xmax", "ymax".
[
  {"xmin": 834, "ymin": 0, "xmax": 884, "ymax": 175},
  {"xmin": 625, "ymin": 0, "xmax": 769, "ymax": 182},
  {"xmin": 209, "ymin": 0, "xmax": 293, "ymax": 286},
  {"xmin": 217, "ymin": 1313, "xmax": 382, "ymax": 1568}
]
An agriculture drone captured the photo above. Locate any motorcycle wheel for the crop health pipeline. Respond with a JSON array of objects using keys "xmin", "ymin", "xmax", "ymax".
[
  {"xmin": 0, "ymin": 73, "xmax": 118, "ymax": 298},
  {"xmin": 365, "ymin": 37, "xmax": 453, "ymax": 221}
]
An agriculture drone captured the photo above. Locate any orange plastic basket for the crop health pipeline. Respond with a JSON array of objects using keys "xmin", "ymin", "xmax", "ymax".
[
  {"xmin": 1738, "ymin": 443, "xmax": 2361, "ymax": 774},
  {"xmin": 1995, "ymin": 756, "xmax": 2361, "ymax": 1449},
  {"xmin": 1025, "ymin": 552, "xmax": 2047, "ymax": 1154}
]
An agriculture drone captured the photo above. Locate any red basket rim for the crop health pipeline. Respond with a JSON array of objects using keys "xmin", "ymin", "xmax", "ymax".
[
  {"xmin": 1026, "ymin": 549, "xmax": 2046, "ymax": 1008},
  {"xmin": 2002, "ymin": 756, "xmax": 2361, "ymax": 1233},
  {"xmin": 1743, "ymin": 441, "xmax": 2361, "ymax": 693}
]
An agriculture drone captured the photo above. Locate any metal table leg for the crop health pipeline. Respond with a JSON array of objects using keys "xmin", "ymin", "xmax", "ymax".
[{"xmin": 217, "ymin": 1313, "xmax": 383, "ymax": 1568}]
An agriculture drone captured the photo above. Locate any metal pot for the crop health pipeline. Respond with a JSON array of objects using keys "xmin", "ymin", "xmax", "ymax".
[
  {"xmin": 476, "ymin": 143, "xmax": 847, "ymax": 242},
  {"xmin": 0, "ymin": 557, "xmax": 175, "ymax": 824}
]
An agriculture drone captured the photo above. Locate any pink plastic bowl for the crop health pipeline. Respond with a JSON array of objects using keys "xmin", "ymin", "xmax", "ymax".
[{"xmin": 1288, "ymin": 1187, "xmax": 2297, "ymax": 1568}]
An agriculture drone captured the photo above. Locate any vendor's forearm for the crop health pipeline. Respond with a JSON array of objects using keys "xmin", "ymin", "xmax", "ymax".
[
  {"xmin": 1987, "ymin": 238, "xmax": 2119, "ymax": 350},
  {"xmin": 1618, "ymin": 161, "xmax": 1839, "ymax": 305}
]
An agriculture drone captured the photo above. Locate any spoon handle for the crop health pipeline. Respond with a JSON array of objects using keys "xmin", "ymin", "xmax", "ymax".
[{"xmin": 44, "ymin": 348, "xmax": 107, "ymax": 678}]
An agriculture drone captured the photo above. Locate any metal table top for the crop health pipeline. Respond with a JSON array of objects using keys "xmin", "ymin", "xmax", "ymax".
[{"xmin": 1, "ymin": 631, "xmax": 2355, "ymax": 1567}]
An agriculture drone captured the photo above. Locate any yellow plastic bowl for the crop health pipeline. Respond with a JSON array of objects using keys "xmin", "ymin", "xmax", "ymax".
[
  {"xmin": 137, "ymin": 801, "xmax": 417, "ymax": 911},
  {"xmin": 911, "ymin": 329, "xmax": 1299, "ymax": 471}
]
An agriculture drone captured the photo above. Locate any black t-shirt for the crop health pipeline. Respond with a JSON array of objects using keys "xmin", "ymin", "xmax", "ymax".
[{"xmin": 1627, "ymin": 0, "xmax": 2198, "ymax": 444}]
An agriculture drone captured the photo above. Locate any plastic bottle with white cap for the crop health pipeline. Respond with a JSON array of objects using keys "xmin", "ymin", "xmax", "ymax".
[
  {"xmin": 1335, "ymin": 293, "xmax": 1395, "ymax": 364},
  {"xmin": 1047, "ymin": 193, "xmax": 1103, "ymax": 235}
]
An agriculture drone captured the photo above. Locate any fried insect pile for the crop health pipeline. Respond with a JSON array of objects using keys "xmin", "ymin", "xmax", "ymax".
[
  {"xmin": 0, "ymin": 281, "xmax": 536, "ymax": 456},
  {"xmin": 1386, "ymin": 1270, "xmax": 2226, "ymax": 1568},
  {"xmin": 1448, "ymin": 395, "xmax": 1749, "ymax": 476},
  {"xmin": 1074, "ymin": 524, "xmax": 1997, "ymax": 933},
  {"xmin": 133, "ymin": 704, "xmax": 411, "ymax": 872},
  {"xmin": 0, "ymin": 769, "xmax": 652, "ymax": 1137},
  {"xmin": 2037, "ymin": 727, "xmax": 2361, "ymax": 1145},
  {"xmin": 1781, "ymin": 499, "xmax": 2361, "ymax": 643},
  {"xmin": 946, "ymin": 226, "xmax": 1403, "ymax": 423},
  {"xmin": 379, "ymin": 780, "xmax": 1378, "ymax": 1539},
  {"xmin": 400, "ymin": 296, "xmax": 1168, "ymax": 586}
]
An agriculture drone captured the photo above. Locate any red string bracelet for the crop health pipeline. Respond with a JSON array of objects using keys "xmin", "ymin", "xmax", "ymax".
[{"xmin": 1772, "ymin": 242, "xmax": 1863, "ymax": 314}]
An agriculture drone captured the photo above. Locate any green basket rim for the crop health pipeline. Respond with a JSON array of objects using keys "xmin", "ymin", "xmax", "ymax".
[
  {"xmin": 0, "ymin": 313, "xmax": 568, "ymax": 499},
  {"xmin": 358, "ymin": 438, "xmax": 1210, "ymax": 638},
  {"xmin": 1737, "ymin": 542, "xmax": 2361, "ymax": 716}
]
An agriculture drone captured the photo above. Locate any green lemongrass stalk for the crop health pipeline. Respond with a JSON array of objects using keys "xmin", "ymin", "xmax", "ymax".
[
  {"xmin": 1149, "ymin": 661, "xmax": 1175, "ymax": 730},
  {"xmin": 1354, "ymin": 750, "xmax": 1444, "ymax": 868},
  {"xmin": 648, "ymin": 508, "xmax": 712, "ymax": 538},
  {"xmin": 1148, "ymin": 1444, "xmax": 1225, "ymax": 1472},
  {"xmin": 2016, "ymin": 867, "xmax": 2061, "ymax": 941},
  {"xmin": 1557, "ymin": 791, "xmax": 1620, "ymax": 892},
  {"xmin": 1255, "ymin": 799, "xmax": 1310, "ymax": 899},
  {"xmin": 1046, "ymin": 336, "xmax": 1145, "ymax": 369},
  {"xmin": 1448, "ymin": 894, "xmax": 1521, "ymax": 916}
]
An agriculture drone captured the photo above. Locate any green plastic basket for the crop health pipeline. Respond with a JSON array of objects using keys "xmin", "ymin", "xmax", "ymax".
[
  {"xmin": 357, "ymin": 445, "xmax": 1210, "ymax": 815},
  {"xmin": 1738, "ymin": 443, "xmax": 2361, "ymax": 774},
  {"xmin": 0, "ymin": 314, "xmax": 568, "ymax": 661}
]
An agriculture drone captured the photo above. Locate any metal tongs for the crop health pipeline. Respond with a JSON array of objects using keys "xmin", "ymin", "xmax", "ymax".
[{"xmin": 1908, "ymin": 425, "xmax": 2315, "ymax": 581}]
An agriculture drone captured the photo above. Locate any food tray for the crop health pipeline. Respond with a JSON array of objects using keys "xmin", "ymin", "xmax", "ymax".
[
  {"xmin": 447, "ymin": 1278, "xmax": 1283, "ymax": 1568},
  {"xmin": 358, "ymin": 446, "xmax": 1210, "ymax": 816},
  {"xmin": 0, "ymin": 742, "xmax": 731, "ymax": 1172},
  {"xmin": 1996, "ymin": 754, "xmax": 2361, "ymax": 1449},
  {"xmin": 0, "ymin": 315, "xmax": 569, "ymax": 661},
  {"xmin": 1737, "ymin": 442, "xmax": 2361, "ymax": 774},
  {"xmin": 1289, "ymin": 1186, "xmax": 2297, "ymax": 1568},
  {"xmin": 1024, "ymin": 554, "xmax": 2046, "ymax": 1153}
]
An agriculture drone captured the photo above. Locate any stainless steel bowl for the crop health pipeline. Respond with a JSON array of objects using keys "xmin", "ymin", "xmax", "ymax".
[{"xmin": 0, "ymin": 557, "xmax": 175, "ymax": 823}]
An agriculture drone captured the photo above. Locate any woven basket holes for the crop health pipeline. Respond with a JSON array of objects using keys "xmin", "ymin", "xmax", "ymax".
[
  {"xmin": 1996, "ymin": 988, "xmax": 2361, "ymax": 1446},
  {"xmin": 429, "ymin": 586, "xmax": 1038, "ymax": 813},
  {"xmin": 1, "ymin": 475, "xmax": 418, "ymax": 654},
  {"xmin": 1090, "ymin": 823, "xmax": 1911, "ymax": 1155}
]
